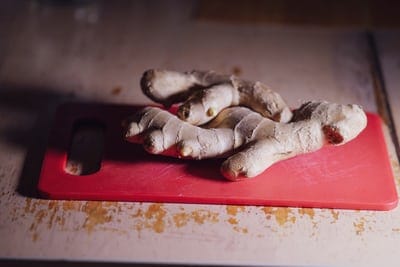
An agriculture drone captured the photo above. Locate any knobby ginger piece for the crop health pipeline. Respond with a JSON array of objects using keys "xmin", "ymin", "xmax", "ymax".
[
  {"xmin": 124, "ymin": 101, "xmax": 367, "ymax": 181},
  {"xmin": 140, "ymin": 69, "xmax": 293, "ymax": 125}
]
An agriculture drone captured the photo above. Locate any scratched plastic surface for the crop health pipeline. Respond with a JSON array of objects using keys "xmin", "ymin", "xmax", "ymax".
[{"xmin": 38, "ymin": 103, "xmax": 398, "ymax": 210}]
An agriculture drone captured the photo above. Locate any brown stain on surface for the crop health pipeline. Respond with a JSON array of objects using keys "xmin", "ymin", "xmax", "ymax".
[
  {"xmin": 298, "ymin": 208, "xmax": 315, "ymax": 220},
  {"xmin": 82, "ymin": 201, "xmax": 113, "ymax": 233},
  {"xmin": 25, "ymin": 198, "xmax": 47, "ymax": 214},
  {"xmin": 111, "ymin": 86, "xmax": 122, "ymax": 95},
  {"xmin": 29, "ymin": 210, "xmax": 47, "ymax": 241},
  {"xmin": 226, "ymin": 205, "xmax": 245, "ymax": 216},
  {"xmin": 173, "ymin": 212, "xmax": 191, "ymax": 228},
  {"xmin": 353, "ymin": 217, "xmax": 366, "ymax": 235},
  {"xmin": 23, "ymin": 198, "xmax": 355, "ymax": 240},
  {"xmin": 225, "ymin": 205, "xmax": 248, "ymax": 233},
  {"xmin": 233, "ymin": 226, "xmax": 248, "ymax": 233},
  {"xmin": 62, "ymin": 200, "xmax": 81, "ymax": 212},
  {"xmin": 144, "ymin": 203, "xmax": 167, "ymax": 233},
  {"xmin": 22, "ymin": 199, "xmax": 130, "ymax": 241},
  {"xmin": 26, "ymin": 200, "xmax": 65, "ymax": 242},
  {"xmin": 275, "ymin": 208, "xmax": 296, "ymax": 225},
  {"xmin": 261, "ymin": 207, "xmax": 296, "ymax": 226},
  {"xmin": 391, "ymin": 159, "xmax": 400, "ymax": 186},
  {"xmin": 25, "ymin": 198, "xmax": 32, "ymax": 213},
  {"xmin": 172, "ymin": 209, "xmax": 219, "ymax": 228},
  {"xmin": 32, "ymin": 232, "xmax": 39, "ymax": 242},
  {"xmin": 131, "ymin": 204, "xmax": 167, "ymax": 233},
  {"xmin": 191, "ymin": 209, "xmax": 219, "ymax": 224},
  {"xmin": 231, "ymin": 66, "xmax": 242, "ymax": 76},
  {"xmin": 132, "ymin": 205, "xmax": 220, "ymax": 233},
  {"xmin": 261, "ymin": 207, "xmax": 273, "ymax": 220},
  {"xmin": 330, "ymin": 209, "xmax": 340, "ymax": 223},
  {"xmin": 47, "ymin": 201, "xmax": 60, "ymax": 229},
  {"xmin": 228, "ymin": 217, "xmax": 238, "ymax": 225}
]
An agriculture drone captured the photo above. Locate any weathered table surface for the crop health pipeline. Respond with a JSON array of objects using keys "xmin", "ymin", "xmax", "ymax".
[{"xmin": 1, "ymin": 1, "xmax": 400, "ymax": 266}]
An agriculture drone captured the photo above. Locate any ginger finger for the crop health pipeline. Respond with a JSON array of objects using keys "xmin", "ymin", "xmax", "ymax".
[
  {"xmin": 221, "ymin": 139, "xmax": 282, "ymax": 180},
  {"xmin": 125, "ymin": 101, "xmax": 367, "ymax": 181},
  {"xmin": 125, "ymin": 107, "xmax": 238, "ymax": 159},
  {"xmin": 140, "ymin": 69, "xmax": 230, "ymax": 107},
  {"xmin": 177, "ymin": 83, "xmax": 239, "ymax": 125},
  {"xmin": 140, "ymin": 69, "xmax": 292, "ymax": 124},
  {"xmin": 221, "ymin": 121, "xmax": 323, "ymax": 180},
  {"xmin": 221, "ymin": 102, "xmax": 367, "ymax": 180},
  {"xmin": 292, "ymin": 101, "xmax": 367, "ymax": 143}
]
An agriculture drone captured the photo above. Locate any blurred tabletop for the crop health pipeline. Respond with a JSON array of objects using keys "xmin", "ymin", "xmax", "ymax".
[{"xmin": 1, "ymin": 0, "xmax": 400, "ymax": 266}]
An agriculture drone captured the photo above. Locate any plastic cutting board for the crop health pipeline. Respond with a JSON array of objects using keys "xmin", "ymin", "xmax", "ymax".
[{"xmin": 38, "ymin": 103, "xmax": 398, "ymax": 210}]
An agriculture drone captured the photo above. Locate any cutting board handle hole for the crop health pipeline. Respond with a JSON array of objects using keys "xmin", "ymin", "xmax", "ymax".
[{"xmin": 65, "ymin": 119, "xmax": 105, "ymax": 176}]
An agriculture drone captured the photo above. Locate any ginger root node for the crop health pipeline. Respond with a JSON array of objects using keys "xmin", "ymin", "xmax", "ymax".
[{"xmin": 322, "ymin": 125, "xmax": 344, "ymax": 144}]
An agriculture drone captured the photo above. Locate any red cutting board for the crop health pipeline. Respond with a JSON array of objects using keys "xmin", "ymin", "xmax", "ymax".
[{"xmin": 38, "ymin": 103, "xmax": 398, "ymax": 210}]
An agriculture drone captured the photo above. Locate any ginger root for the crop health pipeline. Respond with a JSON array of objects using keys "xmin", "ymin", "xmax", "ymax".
[
  {"xmin": 125, "ymin": 101, "xmax": 367, "ymax": 181},
  {"xmin": 140, "ymin": 69, "xmax": 293, "ymax": 125}
]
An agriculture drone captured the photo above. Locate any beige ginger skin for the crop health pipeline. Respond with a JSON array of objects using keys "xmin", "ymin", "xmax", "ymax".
[
  {"xmin": 141, "ymin": 69, "xmax": 293, "ymax": 125},
  {"xmin": 125, "ymin": 101, "xmax": 367, "ymax": 181}
]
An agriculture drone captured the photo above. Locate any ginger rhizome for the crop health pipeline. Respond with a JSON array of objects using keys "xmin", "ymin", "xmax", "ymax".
[
  {"xmin": 141, "ymin": 69, "xmax": 293, "ymax": 125},
  {"xmin": 125, "ymin": 101, "xmax": 367, "ymax": 181}
]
